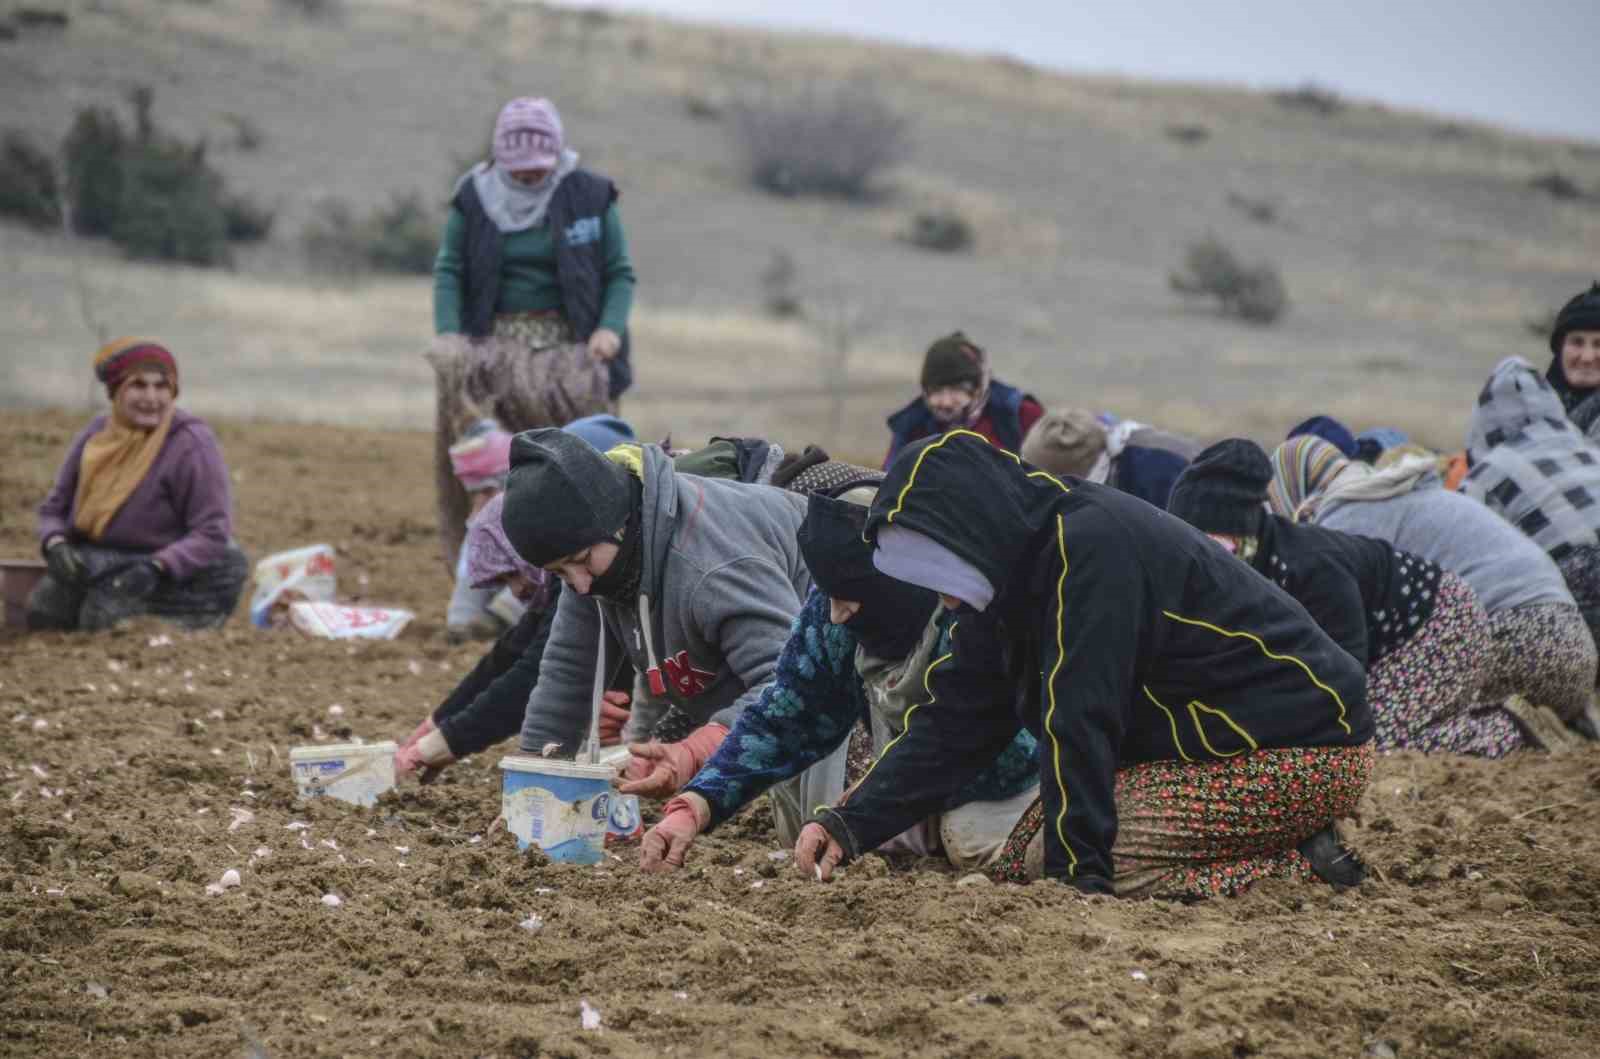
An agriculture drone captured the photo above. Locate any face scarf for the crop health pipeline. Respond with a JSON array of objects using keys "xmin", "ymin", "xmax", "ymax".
[
  {"xmin": 798, "ymin": 493, "xmax": 939, "ymax": 659},
  {"xmin": 588, "ymin": 477, "xmax": 645, "ymax": 602},
  {"xmin": 73, "ymin": 339, "xmax": 179, "ymax": 541},
  {"xmin": 469, "ymin": 149, "xmax": 581, "ymax": 234}
]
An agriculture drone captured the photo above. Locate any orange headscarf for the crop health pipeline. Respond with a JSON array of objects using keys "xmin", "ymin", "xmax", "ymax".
[{"xmin": 72, "ymin": 338, "xmax": 180, "ymax": 540}]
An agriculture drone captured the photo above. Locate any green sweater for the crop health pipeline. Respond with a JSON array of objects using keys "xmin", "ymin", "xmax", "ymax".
[{"xmin": 432, "ymin": 202, "xmax": 636, "ymax": 336}]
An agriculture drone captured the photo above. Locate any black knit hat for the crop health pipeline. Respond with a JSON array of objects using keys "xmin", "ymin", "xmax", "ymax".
[
  {"xmin": 1550, "ymin": 282, "xmax": 1600, "ymax": 355},
  {"xmin": 501, "ymin": 428, "xmax": 634, "ymax": 566},
  {"xmin": 1166, "ymin": 438, "xmax": 1272, "ymax": 538},
  {"xmin": 920, "ymin": 331, "xmax": 985, "ymax": 392}
]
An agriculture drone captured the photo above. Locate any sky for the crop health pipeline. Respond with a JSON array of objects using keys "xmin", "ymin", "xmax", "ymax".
[{"xmin": 562, "ymin": 0, "xmax": 1598, "ymax": 143}]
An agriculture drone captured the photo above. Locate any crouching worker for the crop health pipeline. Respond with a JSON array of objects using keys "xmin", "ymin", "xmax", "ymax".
[
  {"xmin": 30, "ymin": 339, "xmax": 247, "ymax": 632},
  {"xmin": 1170, "ymin": 440, "xmax": 1526, "ymax": 758},
  {"xmin": 502, "ymin": 429, "xmax": 841, "ymax": 838},
  {"xmin": 397, "ymin": 493, "xmax": 566, "ymax": 775},
  {"xmin": 639, "ymin": 491, "xmax": 1041, "ymax": 875},
  {"xmin": 796, "ymin": 431, "xmax": 1374, "ymax": 898}
]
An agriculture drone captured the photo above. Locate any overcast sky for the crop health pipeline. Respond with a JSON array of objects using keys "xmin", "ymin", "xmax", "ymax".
[{"xmin": 564, "ymin": 0, "xmax": 1597, "ymax": 142}]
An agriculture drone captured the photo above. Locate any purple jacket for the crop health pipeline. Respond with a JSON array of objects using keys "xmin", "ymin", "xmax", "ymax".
[{"xmin": 37, "ymin": 408, "xmax": 233, "ymax": 580}]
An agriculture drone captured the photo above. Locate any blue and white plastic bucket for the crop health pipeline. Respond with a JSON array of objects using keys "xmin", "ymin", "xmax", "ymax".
[{"xmin": 499, "ymin": 755, "xmax": 612, "ymax": 864}]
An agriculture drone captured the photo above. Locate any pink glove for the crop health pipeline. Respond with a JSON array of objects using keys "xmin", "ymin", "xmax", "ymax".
[
  {"xmin": 597, "ymin": 692, "xmax": 631, "ymax": 747},
  {"xmin": 617, "ymin": 724, "xmax": 728, "ymax": 798},
  {"xmin": 398, "ymin": 716, "xmax": 434, "ymax": 754},
  {"xmin": 639, "ymin": 795, "xmax": 709, "ymax": 872}
]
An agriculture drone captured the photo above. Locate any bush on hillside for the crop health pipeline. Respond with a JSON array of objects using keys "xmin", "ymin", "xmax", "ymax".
[
  {"xmin": 1271, "ymin": 82, "xmax": 1344, "ymax": 117},
  {"xmin": 0, "ymin": 130, "xmax": 61, "ymax": 228},
  {"xmin": 109, "ymin": 136, "xmax": 231, "ymax": 265},
  {"xmin": 54, "ymin": 92, "xmax": 269, "ymax": 265},
  {"xmin": 730, "ymin": 82, "xmax": 910, "ymax": 200},
  {"xmin": 222, "ymin": 192, "xmax": 275, "ymax": 242},
  {"xmin": 903, "ymin": 208, "xmax": 974, "ymax": 252},
  {"xmin": 1164, "ymin": 123, "xmax": 1210, "ymax": 146},
  {"xmin": 1169, "ymin": 236, "xmax": 1288, "ymax": 325},
  {"xmin": 1529, "ymin": 171, "xmax": 1586, "ymax": 201},
  {"xmin": 302, "ymin": 193, "xmax": 438, "ymax": 275},
  {"xmin": 1225, "ymin": 191, "xmax": 1278, "ymax": 225},
  {"xmin": 62, "ymin": 105, "xmax": 126, "ymax": 236}
]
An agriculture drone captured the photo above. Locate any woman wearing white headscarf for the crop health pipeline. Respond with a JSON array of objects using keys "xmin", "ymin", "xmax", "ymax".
[{"xmin": 429, "ymin": 96, "xmax": 637, "ymax": 572}]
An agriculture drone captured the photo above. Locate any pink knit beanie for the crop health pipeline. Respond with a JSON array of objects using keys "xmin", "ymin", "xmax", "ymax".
[{"xmin": 493, "ymin": 97, "xmax": 563, "ymax": 171}]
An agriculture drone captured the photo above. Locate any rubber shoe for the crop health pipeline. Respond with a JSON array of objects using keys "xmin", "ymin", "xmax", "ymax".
[{"xmin": 1298, "ymin": 826, "xmax": 1365, "ymax": 891}]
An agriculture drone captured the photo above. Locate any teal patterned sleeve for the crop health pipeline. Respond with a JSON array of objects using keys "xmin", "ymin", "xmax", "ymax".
[{"xmin": 684, "ymin": 588, "xmax": 863, "ymax": 828}]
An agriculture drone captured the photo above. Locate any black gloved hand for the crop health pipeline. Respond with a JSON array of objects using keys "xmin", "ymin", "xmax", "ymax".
[
  {"xmin": 45, "ymin": 539, "xmax": 89, "ymax": 586},
  {"xmin": 108, "ymin": 560, "xmax": 163, "ymax": 600}
]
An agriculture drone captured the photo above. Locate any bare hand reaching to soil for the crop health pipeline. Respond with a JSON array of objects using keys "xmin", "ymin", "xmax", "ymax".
[{"xmin": 794, "ymin": 822, "xmax": 844, "ymax": 881}]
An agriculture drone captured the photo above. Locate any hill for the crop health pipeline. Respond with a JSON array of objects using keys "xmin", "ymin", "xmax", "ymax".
[{"xmin": 3, "ymin": 0, "xmax": 1599, "ymax": 458}]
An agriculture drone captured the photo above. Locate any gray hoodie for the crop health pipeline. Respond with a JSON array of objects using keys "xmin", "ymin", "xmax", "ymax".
[
  {"xmin": 519, "ymin": 444, "xmax": 810, "ymax": 754},
  {"xmin": 1461, "ymin": 356, "xmax": 1600, "ymax": 558}
]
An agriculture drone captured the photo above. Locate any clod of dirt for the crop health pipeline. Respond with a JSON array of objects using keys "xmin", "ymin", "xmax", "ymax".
[
  {"xmin": 110, "ymin": 872, "xmax": 163, "ymax": 900},
  {"xmin": 956, "ymin": 872, "xmax": 991, "ymax": 888}
]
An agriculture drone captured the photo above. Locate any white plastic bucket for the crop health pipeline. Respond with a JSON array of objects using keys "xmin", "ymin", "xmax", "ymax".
[
  {"xmin": 499, "ymin": 755, "xmax": 612, "ymax": 864},
  {"xmin": 289, "ymin": 741, "xmax": 397, "ymax": 807}
]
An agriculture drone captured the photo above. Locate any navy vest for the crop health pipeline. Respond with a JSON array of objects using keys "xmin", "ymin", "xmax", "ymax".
[
  {"xmin": 452, "ymin": 170, "xmax": 632, "ymax": 399},
  {"xmin": 885, "ymin": 381, "xmax": 1030, "ymax": 466}
]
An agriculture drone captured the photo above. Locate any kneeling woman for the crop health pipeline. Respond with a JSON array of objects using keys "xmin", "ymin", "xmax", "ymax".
[
  {"xmin": 1169, "ymin": 440, "xmax": 1524, "ymax": 758},
  {"xmin": 640, "ymin": 490, "xmax": 1040, "ymax": 875},
  {"xmin": 799, "ymin": 431, "xmax": 1374, "ymax": 899},
  {"xmin": 30, "ymin": 340, "xmax": 247, "ymax": 632}
]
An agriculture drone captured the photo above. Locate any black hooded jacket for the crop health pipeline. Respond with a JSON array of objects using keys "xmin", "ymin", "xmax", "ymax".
[
  {"xmin": 814, "ymin": 431, "xmax": 1372, "ymax": 892},
  {"xmin": 1250, "ymin": 516, "xmax": 1438, "ymax": 668}
]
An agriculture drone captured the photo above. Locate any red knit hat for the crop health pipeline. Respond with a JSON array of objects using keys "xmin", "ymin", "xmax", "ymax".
[{"xmin": 93, "ymin": 338, "xmax": 179, "ymax": 397}]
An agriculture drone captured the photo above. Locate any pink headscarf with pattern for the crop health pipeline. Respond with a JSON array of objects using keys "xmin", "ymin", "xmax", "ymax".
[{"xmin": 464, "ymin": 493, "xmax": 551, "ymax": 607}]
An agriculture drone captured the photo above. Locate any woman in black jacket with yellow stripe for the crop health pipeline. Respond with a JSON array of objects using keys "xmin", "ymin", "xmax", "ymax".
[
  {"xmin": 797, "ymin": 430, "xmax": 1374, "ymax": 898},
  {"xmin": 1167, "ymin": 439, "xmax": 1525, "ymax": 759}
]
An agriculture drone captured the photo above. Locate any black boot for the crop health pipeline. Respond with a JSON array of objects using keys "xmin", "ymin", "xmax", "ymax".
[{"xmin": 1298, "ymin": 826, "xmax": 1365, "ymax": 891}]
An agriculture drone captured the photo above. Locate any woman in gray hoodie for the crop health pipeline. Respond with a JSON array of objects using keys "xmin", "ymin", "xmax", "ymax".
[
  {"xmin": 499, "ymin": 428, "xmax": 843, "ymax": 845},
  {"xmin": 1267, "ymin": 432, "xmax": 1597, "ymax": 737}
]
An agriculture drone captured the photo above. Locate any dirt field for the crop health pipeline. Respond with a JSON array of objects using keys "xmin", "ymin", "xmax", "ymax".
[{"xmin": 4, "ymin": 406, "xmax": 1600, "ymax": 1058}]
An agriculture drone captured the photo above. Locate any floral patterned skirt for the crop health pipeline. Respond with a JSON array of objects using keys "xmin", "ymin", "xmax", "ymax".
[
  {"xmin": 1481, "ymin": 601, "xmax": 1597, "ymax": 723},
  {"xmin": 988, "ymin": 743, "xmax": 1375, "ymax": 899},
  {"xmin": 1367, "ymin": 571, "xmax": 1524, "ymax": 758}
]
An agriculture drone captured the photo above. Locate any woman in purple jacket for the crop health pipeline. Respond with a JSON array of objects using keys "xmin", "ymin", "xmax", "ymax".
[{"xmin": 29, "ymin": 339, "xmax": 248, "ymax": 632}]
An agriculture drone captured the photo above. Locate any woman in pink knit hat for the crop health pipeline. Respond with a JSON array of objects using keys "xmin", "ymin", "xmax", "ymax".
[{"xmin": 430, "ymin": 96, "xmax": 637, "ymax": 574}]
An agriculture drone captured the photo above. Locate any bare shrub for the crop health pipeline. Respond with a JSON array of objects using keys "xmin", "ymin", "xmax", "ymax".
[
  {"xmin": 730, "ymin": 82, "xmax": 909, "ymax": 200},
  {"xmin": 0, "ymin": 130, "xmax": 61, "ymax": 228},
  {"xmin": 1271, "ymin": 82, "xmax": 1343, "ymax": 117},
  {"xmin": 1164, "ymin": 123, "xmax": 1210, "ymax": 146},
  {"xmin": 274, "ymin": 0, "xmax": 341, "ymax": 17},
  {"xmin": 903, "ymin": 208, "xmax": 973, "ymax": 253},
  {"xmin": 684, "ymin": 95, "xmax": 723, "ymax": 122},
  {"xmin": 760, "ymin": 250, "xmax": 802, "ymax": 319},
  {"xmin": 1225, "ymin": 191, "xmax": 1278, "ymax": 225},
  {"xmin": 303, "ymin": 193, "xmax": 438, "ymax": 274},
  {"xmin": 1529, "ymin": 171, "xmax": 1586, "ymax": 201},
  {"xmin": 221, "ymin": 193, "xmax": 274, "ymax": 242},
  {"xmin": 222, "ymin": 113, "xmax": 264, "ymax": 152},
  {"xmin": 1170, "ymin": 236, "xmax": 1288, "ymax": 325}
]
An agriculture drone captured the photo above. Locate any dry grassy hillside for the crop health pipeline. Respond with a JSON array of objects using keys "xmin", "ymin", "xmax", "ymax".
[{"xmin": 4, "ymin": 0, "xmax": 1600, "ymax": 457}]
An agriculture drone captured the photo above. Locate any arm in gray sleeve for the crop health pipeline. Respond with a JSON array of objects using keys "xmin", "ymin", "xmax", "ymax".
[
  {"xmin": 519, "ymin": 588, "xmax": 602, "ymax": 755},
  {"xmin": 693, "ymin": 557, "xmax": 806, "ymax": 730}
]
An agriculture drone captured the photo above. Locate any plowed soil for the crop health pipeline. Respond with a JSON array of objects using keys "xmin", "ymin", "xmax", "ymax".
[{"xmin": 3, "ymin": 408, "xmax": 1598, "ymax": 1058}]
